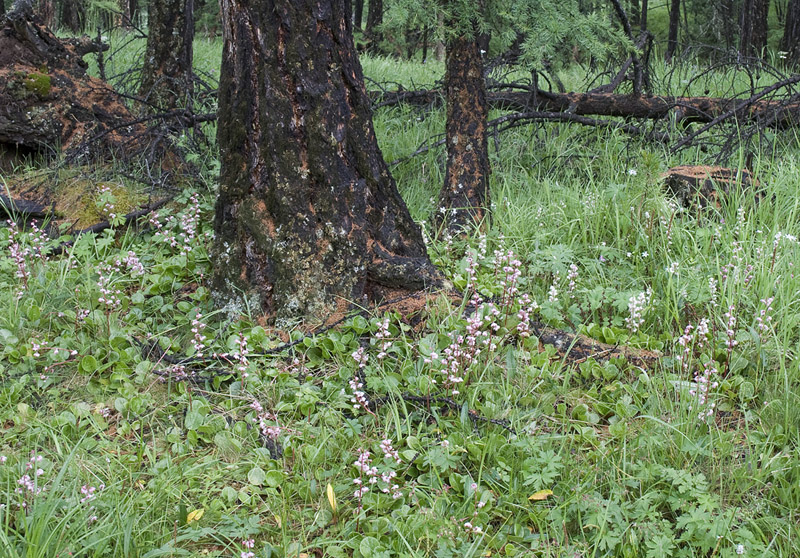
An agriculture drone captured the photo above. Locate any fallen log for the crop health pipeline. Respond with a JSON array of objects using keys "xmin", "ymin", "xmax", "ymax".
[
  {"xmin": 531, "ymin": 320, "xmax": 660, "ymax": 371},
  {"xmin": 0, "ymin": 194, "xmax": 51, "ymax": 219},
  {"xmin": 371, "ymin": 78, "xmax": 800, "ymax": 128}
]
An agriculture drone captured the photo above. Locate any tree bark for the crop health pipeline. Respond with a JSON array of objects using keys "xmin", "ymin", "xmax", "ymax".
[
  {"xmin": 665, "ymin": 0, "xmax": 680, "ymax": 61},
  {"xmin": 435, "ymin": 32, "xmax": 490, "ymax": 233},
  {"xmin": 639, "ymin": 0, "xmax": 648, "ymax": 33},
  {"xmin": 739, "ymin": 0, "xmax": 770, "ymax": 58},
  {"xmin": 781, "ymin": 0, "xmax": 800, "ymax": 65},
  {"xmin": 35, "ymin": 0, "xmax": 54, "ymax": 27},
  {"xmin": 212, "ymin": 0, "xmax": 440, "ymax": 323},
  {"xmin": 365, "ymin": 0, "xmax": 382, "ymax": 51},
  {"xmin": 138, "ymin": 0, "xmax": 194, "ymax": 111},
  {"xmin": 59, "ymin": 0, "xmax": 85, "ymax": 33}
]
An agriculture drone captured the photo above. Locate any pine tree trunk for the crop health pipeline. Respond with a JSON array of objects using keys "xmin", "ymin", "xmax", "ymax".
[
  {"xmin": 640, "ymin": 0, "xmax": 648, "ymax": 32},
  {"xmin": 59, "ymin": 0, "xmax": 85, "ymax": 33},
  {"xmin": 212, "ymin": 0, "xmax": 440, "ymax": 323},
  {"xmin": 365, "ymin": 0, "xmax": 382, "ymax": 51},
  {"xmin": 36, "ymin": 0, "xmax": 54, "ymax": 27},
  {"xmin": 435, "ymin": 33, "xmax": 490, "ymax": 233},
  {"xmin": 740, "ymin": 0, "xmax": 770, "ymax": 58},
  {"xmin": 138, "ymin": 0, "xmax": 194, "ymax": 110},
  {"xmin": 781, "ymin": 0, "xmax": 800, "ymax": 64},
  {"xmin": 666, "ymin": 0, "xmax": 681, "ymax": 61}
]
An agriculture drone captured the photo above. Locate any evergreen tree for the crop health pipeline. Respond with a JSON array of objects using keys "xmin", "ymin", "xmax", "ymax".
[
  {"xmin": 212, "ymin": 0, "xmax": 440, "ymax": 322},
  {"xmin": 781, "ymin": 0, "xmax": 800, "ymax": 64},
  {"xmin": 139, "ymin": 0, "xmax": 195, "ymax": 111}
]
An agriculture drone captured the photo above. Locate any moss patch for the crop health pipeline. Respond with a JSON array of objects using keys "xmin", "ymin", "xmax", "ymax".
[
  {"xmin": 23, "ymin": 71, "xmax": 52, "ymax": 98},
  {"xmin": 3, "ymin": 168, "xmax": 146, "ymax": 230}
]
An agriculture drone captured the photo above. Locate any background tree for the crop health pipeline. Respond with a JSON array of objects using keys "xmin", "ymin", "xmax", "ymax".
[
  {"xmin": 781, "ymin": 0, "xmax": 800, "ymax": 64},
  {"xmin": 212, "ymin": 0, "xmax": 440, "ymax": 323},
  {"xmin": 365, "ymin": 0, "xmax": 383, "ymax": 50},
  {"xmin": 58, "ymin": 0, "xmax": 85, "ymax": 33},
  {"xmin": 138, "ymin": 0, "xmax": 194, "ymax": 110},
  {"xmin": 35, "ymin": 0, "xmax": 54, "ymax": 26},
  {"xmin": 121, "ymin": 0, "xmax": 140, "ymax": 27},
  {"xmin": 665, "ymin": 0, "xmax": 680, "ymax": 61},
  {"xmin": 435, "ymin": 0, "xmax": 491, "ymax": 232},
  {"xmin": 739, "ymin": 0, "xmax": 770, "ymax": 58}
]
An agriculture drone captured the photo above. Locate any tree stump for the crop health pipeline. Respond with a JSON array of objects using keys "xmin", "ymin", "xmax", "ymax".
[{"xmin": 662, "ymin": 165, "xmax": 762, "ymax": 210}]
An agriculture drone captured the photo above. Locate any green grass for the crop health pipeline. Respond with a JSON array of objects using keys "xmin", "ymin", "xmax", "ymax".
[{"xmin": 1, "ymin": 34, "xmax": 800, "ymax": 558}]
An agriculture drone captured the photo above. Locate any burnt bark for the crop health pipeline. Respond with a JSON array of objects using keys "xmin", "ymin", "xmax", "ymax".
[
  {"xmin": 435, "ymin": 32, "xmax": 490, "ymax": 233},
  {"xmin": 58, "ymin": 0, "xmax": 85, "ymax": 33},
  {"xmin": 781, "ymin": 0, "xmax": 800, "ymax": 65},
  {"xmin": 139, "ymin": 0, "xmax": 194, "ymax": 110},
  {"xmin": 739, "ymin": 0, "xmax": 770, "ymax": 58},
  {"xmin": 665, "ymin": 0, "xmax": 680, "ymax": 61},
  {"xmin": 212, "ymin": 0, "xmax": 441, "ymax": 323},
  {"xmin": 35, "ymin": 0, "xmax": 54, "ymax": 27},
  {"xmin": 365, "ymin": 0, "xmax": 381, "ymax": 51}
]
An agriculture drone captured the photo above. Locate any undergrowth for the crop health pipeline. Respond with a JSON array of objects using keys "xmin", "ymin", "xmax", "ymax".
[{"xmin": 1, "ymin": 39, "xmax": 800, "ymax": 558}]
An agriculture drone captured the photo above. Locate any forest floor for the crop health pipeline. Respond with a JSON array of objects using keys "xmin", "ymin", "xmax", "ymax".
[{"xmin": 1, "ymin": 35, "xmax": 800, "ymax": 558}]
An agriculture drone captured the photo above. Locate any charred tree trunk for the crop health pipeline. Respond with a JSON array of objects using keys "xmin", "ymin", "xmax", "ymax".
[
  {"xmin": 212, "ymin": 0, "xmax": 440, "ymax": 323},
  {"xmin": 715, "ymin": 0, "xmax": 737, "ymax": 51},
  {"xmin": 739, "ymin": 0, "xmax": 770, "ymax": 58},
  {"xmin": 665, "ymin": 0, "xmax": 680, "ymax": 61},
  {"xmin": 640, "ymin": 0, "xmax": 648, "ymax": 33},
  {"xmin": 59, "ymin": 0, "xmax": 85, "ymax": 33},
  {"xmin": 138, "ymin": 0, "xmax": 194, "ymax": 111},
  {"xmin": 35, "ymin": 0, "xmax": 54, "ymax": 27},
  {"xmin": 781, "ymin": 0, "xmax": 800, "ymax": 65},
  {"xmin": 365, "ymin": 0, "xmax": 382, "ymax": 51},
  {"xmin": 435, "ymin": 32, "xmax": 490, "ymax": 233}
]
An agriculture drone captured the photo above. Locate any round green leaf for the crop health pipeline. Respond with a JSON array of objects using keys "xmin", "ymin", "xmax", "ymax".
[
  {"xmin": 248, "ymin": 466, "xmax": 266, "ymax": 486},
  {"xmin": 80, "ymin": 355, "xmax": 98, "ymax": 373}
]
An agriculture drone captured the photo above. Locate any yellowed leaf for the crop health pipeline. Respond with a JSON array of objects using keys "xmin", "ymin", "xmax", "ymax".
[
  {"xmin": 528, "ymin": 489, "xmax": 554, "ymax": 501},
  {"xmin": 274, "ymin": 514, "xmax": 282, "ymax": 528},
  {"xmin": 186, "ymin": 508, "xmax": 204, "ymax": 523},
  {"xmin": 326, "ymin": 483, "xmax": 337, "ymax": 514}
]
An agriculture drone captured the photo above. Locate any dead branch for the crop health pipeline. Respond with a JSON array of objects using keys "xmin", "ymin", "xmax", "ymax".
[{"xmin": 48, "ymin": 196, "xmax": 173, "ymax": 255}]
